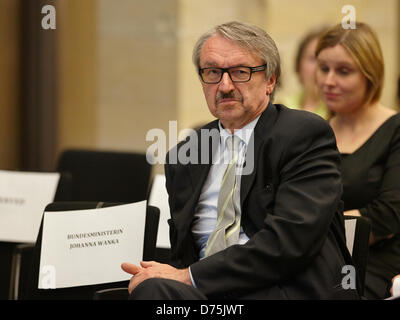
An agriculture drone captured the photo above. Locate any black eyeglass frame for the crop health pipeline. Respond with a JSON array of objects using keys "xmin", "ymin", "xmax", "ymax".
[{"xmin": 198, "ymin": 64, "xmax": 267, "ymax": 84}]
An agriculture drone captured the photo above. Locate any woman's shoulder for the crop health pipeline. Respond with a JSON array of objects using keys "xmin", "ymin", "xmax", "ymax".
[
  {"xmin": 366, "ymin": 106, "xmax": 400, "ymax": 141},
  {"xmin": 376, "ymin": 108, "xmax": 400, "ymax": 149},
  {"xmin": 380, "ymin": 105, "xmax": 398, "ymax": 118},
  {"xmin": 378, "ymin": 107, "xmax": 400, "ymax": 131}
]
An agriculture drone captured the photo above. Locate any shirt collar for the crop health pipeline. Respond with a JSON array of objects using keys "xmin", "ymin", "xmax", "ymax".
[{"xmin": 218, "ymin": 115, "xmax": 260, "ymax": 148}]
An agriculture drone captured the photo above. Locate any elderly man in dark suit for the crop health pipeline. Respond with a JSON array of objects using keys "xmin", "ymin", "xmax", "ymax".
[{"xmin": 122, "ymin": 21, "xmax": 359, "ymax": 300}]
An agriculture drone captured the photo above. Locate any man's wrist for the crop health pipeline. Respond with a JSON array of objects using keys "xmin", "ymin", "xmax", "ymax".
[{"xmin": 179, "ymin": 267, "xmax": 193, "ymax": 286}]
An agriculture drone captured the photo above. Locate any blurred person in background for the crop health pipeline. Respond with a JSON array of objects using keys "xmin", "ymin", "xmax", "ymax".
[
  {"xmin": 283, "ymin": 26, "xmax": 329, "ymax": 119},
  {"xmin": 316, "ymin": 22, "xmax": 400, "ymax": 299}
]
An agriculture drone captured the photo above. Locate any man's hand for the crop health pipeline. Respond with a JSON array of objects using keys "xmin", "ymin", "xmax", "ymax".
[{"xmin": 121, "ymin": 261, "xmax": 192, "ymax": 294}]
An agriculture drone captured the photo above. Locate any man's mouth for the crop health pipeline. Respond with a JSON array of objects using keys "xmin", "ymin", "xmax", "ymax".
[
  {"xmin": 218, "ymin": 98, "xmax": 238, "ymax": 104},
  {"xmin": 215, "ymin": 92, "xmax": 243, "ymax": 105}
]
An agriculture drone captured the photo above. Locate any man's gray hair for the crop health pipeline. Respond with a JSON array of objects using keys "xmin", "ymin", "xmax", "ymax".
[{"xmin": 192, "ymin": 21, "xmax": 281, "ymax": 98}]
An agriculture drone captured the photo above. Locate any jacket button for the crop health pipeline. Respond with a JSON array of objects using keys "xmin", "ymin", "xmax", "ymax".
[{"xmin": 265, "ymin": 184, "xmax": 272, "ymax": 192}]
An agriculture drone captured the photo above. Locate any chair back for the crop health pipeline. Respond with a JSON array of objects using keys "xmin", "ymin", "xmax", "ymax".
[
  {"xmin": 56, "ymin": 149, "xmax": 152, "ymax": 202},
  {"xmin": 23, "ymin": 202, "xmax": 159, "ymax": 300},
  {"xmin": 344, "ymin": 215, "xmax": 371, "ymax": 297}
]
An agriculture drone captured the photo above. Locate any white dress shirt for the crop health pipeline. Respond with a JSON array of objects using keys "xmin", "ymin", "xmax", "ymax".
[{"xmin": 191, "ymin": 115, "xmax": 260, "ymax": 259}]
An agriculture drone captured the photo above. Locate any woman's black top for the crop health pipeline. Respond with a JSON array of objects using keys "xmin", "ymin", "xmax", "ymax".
[{"xmin": 340, "ymin": 113, "xmax": 400, "ymax": 299}]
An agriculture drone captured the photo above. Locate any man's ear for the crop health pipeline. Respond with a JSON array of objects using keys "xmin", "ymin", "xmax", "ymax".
[{"xmin": 266, "ymin": 74, "xmax": 277, "ymax": 95}]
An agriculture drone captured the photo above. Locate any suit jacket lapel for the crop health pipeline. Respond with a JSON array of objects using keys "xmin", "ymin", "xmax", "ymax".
[
  {"xmin": 241, "ymin": 103, "xmax": 278, "ymax": 207},
  {"xmin": 188, "ymin": 120, "xmax": 220, "ymax": 204}
]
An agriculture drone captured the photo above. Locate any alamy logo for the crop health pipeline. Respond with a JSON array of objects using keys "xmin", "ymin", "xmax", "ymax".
[
  {"xmin": 41, "ymin": 4, "xmax": 56, "ymax": 30},
  {"xmin": 341, "ymin": 265, "xmax": 356, "ymax": 290},
  {"xmin": 41, "ymin": 265, "xmax": 56, "ymax": 289},
  {"xmin": 341, "ymin": 5, "xmax": 356, "ymax": 29},
  {"xmin": 145, "ymin": 121, "xmax": 255, "ymax": 175}
]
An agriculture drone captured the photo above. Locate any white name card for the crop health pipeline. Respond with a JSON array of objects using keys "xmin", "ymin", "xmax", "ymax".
[
  {"xmin": 344, "ymin": 219, "xmax": 357, "ymax": 255},
  {"xmin": 148, "ymin": 174, "xmax": 171, "ymax": 248},
  {"xmin": 0, "ymin": 170, "xmax": 60, "ymax": 243},
  {"xmin": 38, "ymin": 201, "xmax": 147, "ymax": 289},
  {"xmin": 393, "ymin": 277, "xmax": 400, "ymax": 297}
]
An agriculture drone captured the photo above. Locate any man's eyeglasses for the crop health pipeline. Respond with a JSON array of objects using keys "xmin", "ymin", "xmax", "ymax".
[{"xmin": 198, "ymin": 64, "xmax": 267, "ymax": 84}]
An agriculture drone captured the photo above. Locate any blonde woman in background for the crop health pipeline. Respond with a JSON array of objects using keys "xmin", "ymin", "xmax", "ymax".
[{"xmin": 316, "ymin": 22, "xmax": 400, "ymax": 299}]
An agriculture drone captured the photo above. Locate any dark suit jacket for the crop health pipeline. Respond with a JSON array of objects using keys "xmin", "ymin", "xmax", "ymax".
[{"xmin": 165, "ymin": 103, "xmax": 359, "ymax": 299}]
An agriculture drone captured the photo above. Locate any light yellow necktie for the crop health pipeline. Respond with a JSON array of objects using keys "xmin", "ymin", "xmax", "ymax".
[{"xmin": 205, "ymin": 135, "xmax": 241, "ymax": 257}]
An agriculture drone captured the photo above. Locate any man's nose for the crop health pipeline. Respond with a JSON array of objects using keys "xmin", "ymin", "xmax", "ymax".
[{"xmin": 218, "ymin": 71, "xmax": 235, "ymax": 92}]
